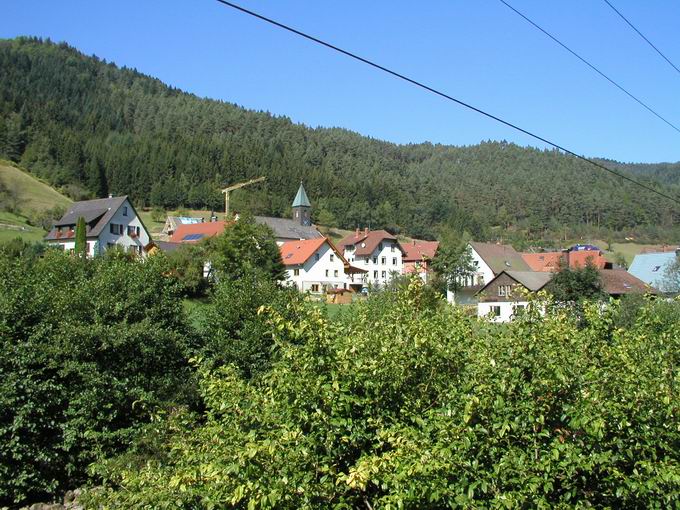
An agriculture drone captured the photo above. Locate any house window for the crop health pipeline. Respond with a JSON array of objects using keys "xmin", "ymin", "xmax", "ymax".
[
  {"xmin": 109, "ymin": 223, "xmax": 122, "ymax": 235},
  {"xmin": 293, "ymin": 269, "xmax": 300, "ymax": 276},
  {"xmin": 330, "ymin": 253, "xmax": 334, "ymax": 262},
  {"xmin": 391, "ymin": 245, "xmax": 395, "ymax": 252},
  {"xmin": 381, "ymin": 257, "xmax": 386, "ymax": 264},
  {"xmin": 123, "ymin": 206, "xmax": 128, "ymax": 216},
  {"xmin": 127, "ymin": 225, "xmax": 137, "ymax": 236},
  {"xmin": 498, "ymin": 285, "xmax": 512, "ymax": 297},
  {"xmin": 365, "ymin": 257, "xmax": 369, "ymax": 264},
  {"xmin": 334, "ymin": 270, "xmax": 339, "ymax": 277},
  {"xmin": 379, "ymin": 243, "xmax": 383, "ymax": 251},
  {"xmin": 315, "ymin": 253, "xmax": 320, "ymax": 261},
  {"xmin": 476, "ymin": 275, "xmax": 485, "ymax": 286},
  {"xmin": 107, "ymin": 242, "xmax": 115, "ymax": 249},
  {"xmin": 373, "ymin": 256, "xmax": 378, "ymax": 264},
  {"xmin": 381, "ymin": 271, "xmax": 386, "ymax": 279},
  {"xmin": 513, "ymin": 304, "xmax": 525, "ymax": 314},
  {"xmin": 392, "ymin": 257, "xmax": 397, "ymax": 265},
  {"xmin": 311, "ymin": 284, "xmax": 319, "ymax": 292},
  {"xmin": 491, "ymin": 306, "xmax": 501, "ymax": 317},
  {"xmin": 373, "ymin": 270, "xmax": 378, "ymax": 279},
  {"xmin": 325, "ymin": 270, "xmax": 329, "ymax": 277}
]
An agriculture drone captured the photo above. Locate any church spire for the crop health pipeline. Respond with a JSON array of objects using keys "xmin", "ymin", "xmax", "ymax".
[
  {"xmin": 292, "ymin": 182, "xmax": 312, "ymax": 226},
  {"xmin": 292, "ymin": 182, "xmax": 311, "ymax": 208}
]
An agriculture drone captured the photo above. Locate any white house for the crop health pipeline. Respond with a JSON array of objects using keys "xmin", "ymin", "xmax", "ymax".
[
  {"xmin": 337, "ymin": 228, "xmax": 405, "ymax": 288},
  {"xmin": 280, "ymin": 237, "xmax": 366, "ymax": 293},
  {"xmin": 447, "ymin": 241, "xmax": 531, "ymax": 305},
  {"xmin": 476, "ymin": 270, "xmax": 553, "ymax": 322},
  {"xmin": 45, "ymin": 195, "xmax": 151, "ymax": 257}
]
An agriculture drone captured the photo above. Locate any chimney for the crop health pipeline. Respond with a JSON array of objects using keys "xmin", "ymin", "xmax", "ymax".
[
  {"xmin": 108, "ymin": 194, "xmax": 113, "ymax": 199},
  {"xmin": 355, "ymin": 228, "xmax": 359, "ymax": 238},
  {"xmin": 364, "ymin": 227, "xmax": 369, "ymax": 235}
]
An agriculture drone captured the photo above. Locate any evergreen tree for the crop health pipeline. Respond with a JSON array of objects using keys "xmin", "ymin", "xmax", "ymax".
[{"xmin": 74, "ymin": 216, "xmax": 87, "ymax": 257}]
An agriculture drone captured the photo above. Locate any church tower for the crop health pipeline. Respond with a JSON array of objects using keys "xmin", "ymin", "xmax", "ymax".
[{"xmin": 292, "ymin": 182, "xmax": 312, "ymax": 226}]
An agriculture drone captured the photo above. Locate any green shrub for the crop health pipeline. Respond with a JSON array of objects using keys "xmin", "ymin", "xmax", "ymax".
[
  {"xmin": 0, "ymin": 251, "xmax": 196, "ymax": 506},
  {"xmin": 88, "ymin": 282, "xmax": 680, "ymax": 508}
]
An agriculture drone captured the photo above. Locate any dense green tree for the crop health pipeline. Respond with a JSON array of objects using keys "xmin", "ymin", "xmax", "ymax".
[
  {"xmin": 204, "ymin": 214, "xmax": 285, "ymax": 282},
  {"xmin": 0, "ymin": 251, "xmax": 195, "ymax": 506},
  {"xmin": 431, "ymin": 231, "xmax": 476, "ymax": 293},
  {"xmin": 661, "ymin": 255, "xmax": 680, "ymax": 293},
  {"xmin": 0, "ymin": 37, "xmax": 679, "ymax": 243},
  {"xmin": 548, "ymin": 263, "xmax": 605, "ymax": 303}
]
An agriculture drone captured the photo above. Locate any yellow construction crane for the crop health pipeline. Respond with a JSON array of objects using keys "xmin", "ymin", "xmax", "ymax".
[{"xmin": 221, "ymin": 176, "xmax": 266, "ymax": 218}]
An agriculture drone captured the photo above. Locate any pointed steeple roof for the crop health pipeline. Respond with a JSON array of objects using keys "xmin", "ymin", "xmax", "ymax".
[{"xmin": 292, "ymin": 182, "xmax": 311, "ymax": 208}]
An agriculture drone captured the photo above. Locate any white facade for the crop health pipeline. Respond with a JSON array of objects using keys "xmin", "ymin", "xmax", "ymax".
[
  {"xmin": 343, "ymin": 240, "xmax": 403, "ymax": 288},
  {"xmin": 447, "ymin": 245, "xmax": 495, "ymax": 304},
  {"xmin": 48, "ymin": 199, "xmax": 150, "ymax": 257},
  {"xmin": 477, "ymin": 301, "xmax": 529, "ymax": 323},
  {"xmin": 285, "ymin": 242, "xmax": 350, "ymax": 293}
]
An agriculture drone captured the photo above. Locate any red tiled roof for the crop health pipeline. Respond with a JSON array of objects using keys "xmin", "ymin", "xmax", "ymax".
[
  {"xmin": 522, "ymin": 252, "xmax": 563, "ymax": 272},
  {"xmin": 402, "ymin": 240, "xmax": 439, "ymax": 262},
  {"xmin": 170, "ymin": 221, "xmax": 230, "ymax": 243},
  {"xmin": 568, "ymin": 250, "xmax": 608, "ymax": 269},
  {"xmin": 522, "ymin": 250, "xmax": 609, "ymax": 272},
  {"xmin": 338, "ymin": 229, "xmax": 402, "ymax": 257},
  {"xmin": 279, "ymin": 238, "xmax": 328, "ymax": 266}
]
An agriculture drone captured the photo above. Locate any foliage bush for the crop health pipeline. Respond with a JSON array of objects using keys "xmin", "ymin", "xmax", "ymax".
[
  {"xmin": 198, "ymin": 275, "xmax": 310, "ymax": 378},
  {"xmin": 0, "ymin": 251, "xmax": 196, "ymax": 506},
  {"xmin": 88, "ymin": 281, "xmax": 680, "ymax": 508}
]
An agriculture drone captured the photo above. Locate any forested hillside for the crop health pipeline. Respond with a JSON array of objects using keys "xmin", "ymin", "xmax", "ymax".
[{"xmin": 1, "ymin": 37, "xmax": 679, "ymax": 241}]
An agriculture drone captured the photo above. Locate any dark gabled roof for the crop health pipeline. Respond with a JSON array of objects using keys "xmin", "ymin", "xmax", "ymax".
[
  {"xmin": 599, "ymin": 269, "xmax": 660, "ymax": 295},
  {"xmin": 153, "ymin": 240, "xmax": 182, "ymax": 253},
  {"xmin": 337, "ymin": 229, "xmax": 404, "ymax": 257},
  {"xmin": 470, "ymin": 241, "xmax": 531, "ymax": 274},
  {"xmin": 46, "ymin": 196, "xmax": 128, "ymax": 240},
  {"xmin": 477, "ymin": 270, "xmax": 553, "ymax": 296},
  {"xmin": 254, "ymin": 216, "xmax": 322, "ymax": 241},
  {"xmin": 505, "ymin": 271, "xmax": 554, "ymax": 291}
]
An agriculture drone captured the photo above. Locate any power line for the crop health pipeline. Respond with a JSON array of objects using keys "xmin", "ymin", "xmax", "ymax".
[
  {"xmin": 214, "ymin": 0, "xmax": 680, "ymax": 207},
  {"xmin": 602, "ymin": 0, "xmax": 680, "ymax": 77},
  {"xmin": 498, "ymin": 0, "xmax": 680, "ymax": 136}
]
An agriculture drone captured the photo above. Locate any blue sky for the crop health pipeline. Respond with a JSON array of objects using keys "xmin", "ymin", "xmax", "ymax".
[{"xmin": 4, "ymin": 0, "xmax": 680, "ymax": 163}]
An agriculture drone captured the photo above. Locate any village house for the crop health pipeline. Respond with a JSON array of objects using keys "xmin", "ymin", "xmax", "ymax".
[
  {"xmin": 255, "ymin": 183, "xmax": 322, "ymax": 245},
  {"xmin": 338, "ymin": 228, "xmax": 405, "ymax": 288},
  {"xmin": 477, "ymin": 268, "xmax": 656, "ymax": 323},
  {"xmin": 447, "ymin": 241, "xmax": 531, "ymax": 305},
  {"xmin": 402, "ymin": 239, "xmax": 439, "ymax": 283},
  {"xmin": 279, "ymin": 237, "xmax": 366, "ymax": 293},
  {"xmin": 477, "ymin": 270, "xmax": 553, "ymax": 322},
  {"xmin": 628, "ymin": 249, "xmax": 679, "ymax": 293},
  {"xmin": 45, "ymin": 195, "xmax": 150, "ymax": 257}
]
